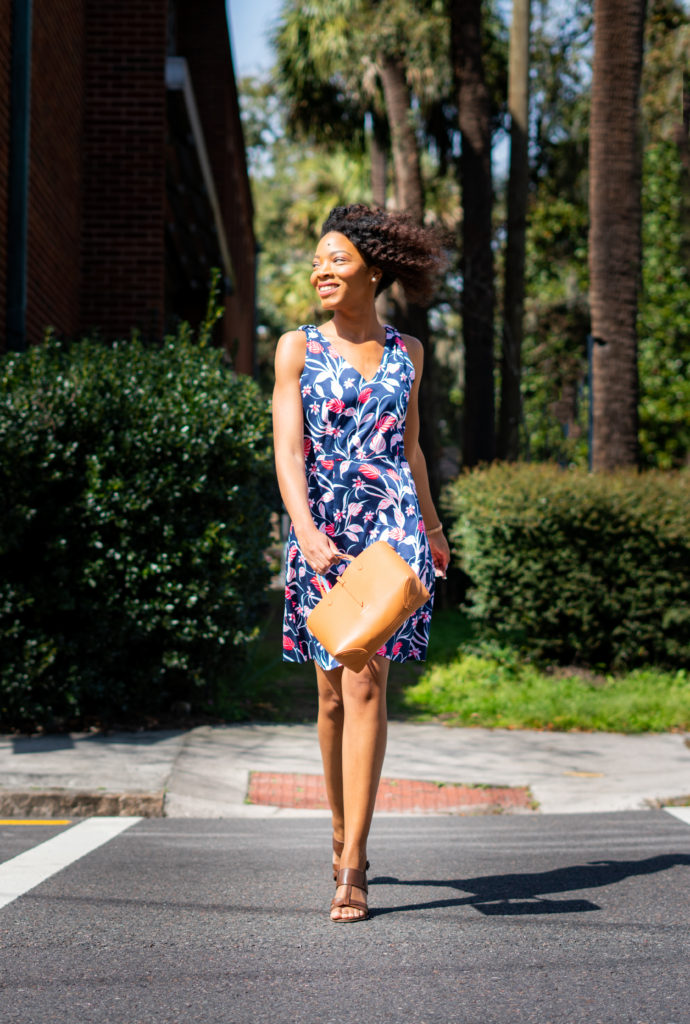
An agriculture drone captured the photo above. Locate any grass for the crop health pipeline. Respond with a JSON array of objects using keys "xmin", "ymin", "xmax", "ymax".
[
  {"xmin": 403, "ymin": 609, "xmax": 690, "ymax": 734},
  {"xmin": 404, "ymin": 650, "xmax": 689, "ymax": 733},
  {"xmin": 216, "ymin": 592, "xmax": 690, "ymax": 734}
]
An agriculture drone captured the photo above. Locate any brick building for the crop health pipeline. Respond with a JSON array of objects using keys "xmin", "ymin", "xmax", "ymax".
[{"xmin": 1, "ymin": 0, "xmax": 256, "ymax": 373}]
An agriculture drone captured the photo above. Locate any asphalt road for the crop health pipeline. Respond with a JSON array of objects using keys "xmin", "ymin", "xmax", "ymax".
[{"xmin": 1, "ymin": 811, "xmax": 689, "ymax": 1024}]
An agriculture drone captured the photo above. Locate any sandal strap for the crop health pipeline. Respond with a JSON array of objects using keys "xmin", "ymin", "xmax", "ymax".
[
  {"xmin": 331, "ymin": 893, "xmax": 368, "ymax": 913},
  {"xmin": 335, "ymin": 867, "xmax": 367, "ymax": 892}
]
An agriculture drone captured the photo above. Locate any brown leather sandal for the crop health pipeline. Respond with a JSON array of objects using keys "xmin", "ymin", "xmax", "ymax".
[
  {"xmin": 332, "ymin": 837, "xmax": 369, "ymax": 881},
  {"xmin": 331, "ymin": 867, "xmax": 369, "ymax": 922}
]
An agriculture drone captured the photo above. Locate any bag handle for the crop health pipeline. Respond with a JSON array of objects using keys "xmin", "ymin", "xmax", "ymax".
[{"xmin": 314, "ymin": 551, "xmax": 356, "ymax": 600}]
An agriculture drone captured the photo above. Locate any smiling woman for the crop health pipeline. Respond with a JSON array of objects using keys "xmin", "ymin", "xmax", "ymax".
[{"xmin": 272, "ymin": 203, "xmax": 449, "ymax": 923}]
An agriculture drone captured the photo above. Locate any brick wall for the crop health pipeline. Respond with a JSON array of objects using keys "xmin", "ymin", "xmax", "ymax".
[
  {"xmin": 25, "ymin": 0, "xmax": 85, "ymax": 346},
  {"xmin": 0, "ymin": 3, "xmax": 12, "ymax": 345},
  {"xmin": 80, "ymin": 0, "xmax": 168, "ymax": 340},
  {"xmin": 2, "ymin": 0, "xmax": 253, "ymax": 358},
  {"xmin": 176, "ymin": 0, "xmax": 256, "ymax": 371}
]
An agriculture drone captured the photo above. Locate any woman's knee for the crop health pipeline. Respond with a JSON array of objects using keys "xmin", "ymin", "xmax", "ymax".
[
  {"xmin": 316, "ymin": 665, "xmax": 343, "ymax": 714},
  {"xmin": 343, "ymin": 668, "xmax": 386, "ymax": 708},
  {"xmin": 318, "ymin": 687, "xmax": 344, "ymax": 719}
]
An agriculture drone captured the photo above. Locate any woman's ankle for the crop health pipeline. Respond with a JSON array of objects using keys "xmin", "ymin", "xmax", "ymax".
[{"xmin": 340, "ymin": 842, "xmax": 368, "ymax": 871}]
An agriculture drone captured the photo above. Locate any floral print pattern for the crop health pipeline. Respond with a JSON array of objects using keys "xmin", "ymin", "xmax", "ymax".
[{"xmin": 283, "ymin": 324, "xmax": 435, "ymax": 669}]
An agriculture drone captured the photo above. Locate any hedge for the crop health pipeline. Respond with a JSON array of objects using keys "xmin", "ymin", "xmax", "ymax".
[
  {"xmin": 443, "ymin": 464, "xmax": 690, "ymax": 670},
  {"xmin": 0, "ymin": 334, "xmax": 275, "ymax": 730}
]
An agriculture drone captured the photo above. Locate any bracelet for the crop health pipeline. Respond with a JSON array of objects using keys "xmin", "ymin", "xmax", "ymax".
[{"xmin": 426, "ymin": 523, "xmax": 444, "ymax": 536}]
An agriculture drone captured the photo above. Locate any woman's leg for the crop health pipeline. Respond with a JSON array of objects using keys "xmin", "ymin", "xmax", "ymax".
[
  {"xmin": 332, "ymin": 655, "xmax": 390, "ymax": 921},
  {"xmin": 315, "ymin": 664, "xmax": 345, "ymax": 873}
]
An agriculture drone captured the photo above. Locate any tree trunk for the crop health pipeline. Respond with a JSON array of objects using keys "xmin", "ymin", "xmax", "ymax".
[
  {"xmin": 674, "ymin": 73, "xmax": 690, "ymax": 274},
  {"xmin": 368, "ymin": 113, "xmax": 388, "ymax": 208},
  {"xmin": 448, "ymin": 0, "xmax": 496, "ymax": 467},
  {"xmin": 378, "ymin": 52, "xmax": 424, "ymax": 223},
  {"xmin": 378, "ymin": 50, "xmax": 440, "ymax": 502},
  {"xmin": 498, "ymin": 0, "xmax": 531, "ymax": 461},
  {"xmin": 589, "ymin": 0, "xmax": 647, "ymax": 471}
]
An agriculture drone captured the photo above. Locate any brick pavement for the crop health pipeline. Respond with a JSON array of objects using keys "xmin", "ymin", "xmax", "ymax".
[{"xmin": 247, "ymin": 771, "xmax": 534, "ymax": 813}]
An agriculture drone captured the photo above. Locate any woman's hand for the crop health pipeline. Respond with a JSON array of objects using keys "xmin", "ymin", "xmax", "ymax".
[
  {"xmin": 296, "ymin": 524, "xmax": 342, "ymax": 576},
  {"xmin": 428, "ymin": 530, "xmax": 451, "ymax": 579}
]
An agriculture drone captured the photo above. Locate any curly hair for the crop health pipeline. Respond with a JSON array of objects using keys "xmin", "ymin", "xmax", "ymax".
[{"xmin": 320, "ymin": 203, "xmax": 446, "ymax": 307}]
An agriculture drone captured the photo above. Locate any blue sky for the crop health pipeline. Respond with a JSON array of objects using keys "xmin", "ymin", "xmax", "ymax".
[{"xmin": 226, "ymin": 0, "xmax": 282, "ymax": 77}]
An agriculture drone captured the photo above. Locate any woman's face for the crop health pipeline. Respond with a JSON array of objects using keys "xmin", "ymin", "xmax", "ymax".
[{"xmin": 310, "ymin": 232, "xmax": 376, "ymax": 310}]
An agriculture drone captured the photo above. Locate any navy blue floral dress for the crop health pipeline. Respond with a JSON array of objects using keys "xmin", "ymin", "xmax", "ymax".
[{"xmin": 282, "ymin": 323, "xmax": 435, "ymax": 670}]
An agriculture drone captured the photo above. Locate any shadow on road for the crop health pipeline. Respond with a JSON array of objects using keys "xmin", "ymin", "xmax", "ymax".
[{"xmin": 370, "ymin": 853, "xmax": 690, "ymax": 917}]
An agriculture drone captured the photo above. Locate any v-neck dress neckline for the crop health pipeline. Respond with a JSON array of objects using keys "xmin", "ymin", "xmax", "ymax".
[{"xmin": 313, "ymin": 324, "xmax": 392, "ymax": 385}]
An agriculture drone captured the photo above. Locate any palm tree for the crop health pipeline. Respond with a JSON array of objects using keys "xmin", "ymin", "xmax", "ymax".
[
  {"xmin": 274, "ymin": 0, "xmax": 449, "ymax": 498},
  {"xmin": 449, "ymin": 0, "xmax": 497, "ymax": 466},
  {"xmin": 588, "ymin": 0, "xmax": 647, "ymax": 470},
  {"xmin": 498, "ymin": 0, "xmax": 531, "ymax": 462}
]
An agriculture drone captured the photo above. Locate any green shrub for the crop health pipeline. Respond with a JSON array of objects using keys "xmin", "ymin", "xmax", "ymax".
[
  {"xmin": 0, "ymin": 334, "xmax": 275, "ymax": 729},
  {"xmin": 443, "ymin": 464, "xmax": 690, "ymax": 670}
]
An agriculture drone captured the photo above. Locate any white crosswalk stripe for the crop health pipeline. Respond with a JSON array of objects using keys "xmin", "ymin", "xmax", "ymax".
[
  {"xmin": 664, "ymin": 806, "xmax": 690, "ymax": 826},
  {"xmin": 0, "ymin": 816, "xmax": 141, "ymax": 910}
]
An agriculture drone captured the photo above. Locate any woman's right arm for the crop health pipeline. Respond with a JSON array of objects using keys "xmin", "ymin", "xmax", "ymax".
[{"xmin": 272, "ymin": 331, "xmax": 340, "ymax": 575}]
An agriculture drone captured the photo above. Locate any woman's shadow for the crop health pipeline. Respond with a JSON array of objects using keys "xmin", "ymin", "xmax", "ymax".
[{"xmin": 369, "ymin": 853, "xmax": 690, "ymax": 917}]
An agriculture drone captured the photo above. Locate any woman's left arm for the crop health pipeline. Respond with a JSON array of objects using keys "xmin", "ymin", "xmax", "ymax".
[{"xmin": 402, "ymin": 335, "xmax": 450, "ymax": 577}]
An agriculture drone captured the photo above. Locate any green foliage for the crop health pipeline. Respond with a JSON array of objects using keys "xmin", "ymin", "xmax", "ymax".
[
  {"xmin": 272, "ymin": 0, "xmax": 372, "ymax": 146},
  {"xmin": 638, "ymin": 145, "xmax": 690, "ymax": 469},
  {"xmin": 516, "ymin": 2, "xmax": 690, "ymax": 470},
  {"xmin": 521, "ymin": 195, "xmax": 590, "ymax": 465},
  {"xmin": 443, "ymin": 463, "xmax": 690, "ymax": 670},
  {"xmin": 239, "ymin": 75, "xmax": 372, "ymax": 372},
  {"xmin": 510, "ymin": 3, "xmax": 593, "ymax": 465},
  {"xmin": 529, "ymin": 0, "xmax": 592, "ymax": 203},
  {"xmin": 643, "ymin": 0, "xmax": 690, "ymax": 139},
  {"xmin": 403, "ymin": 645, "xmax": 689, "ymax": 733},
  {"xmin": 637, "ymin": 3, "xmax": 690, "ymax": 469},
  {"xmin": 274, "ymin": 0, "xmax": 456, "ymax": 139},
  {"xmin": 520, "ymin": 139, "xmax": 690, "ymax": 471},
  {"xmin": 0, "ymin": 331, "xmax": 275, "ymax": 730}
]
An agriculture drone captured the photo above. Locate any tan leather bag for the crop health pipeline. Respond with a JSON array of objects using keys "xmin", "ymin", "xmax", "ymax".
[{"xmin": 306, "ymin": 540, "xmax": 431, "ymax": 673}]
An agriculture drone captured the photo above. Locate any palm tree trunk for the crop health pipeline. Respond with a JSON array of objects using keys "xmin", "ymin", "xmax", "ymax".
[
  {"xmin": 498, "ymin": 0, "xmax": 531, "ymax": 462},
  {"xmin": 378, "ymin": 50, "xmax": 440, "ymax": 502},
  {"xmin": 378, "ymin": 52, "xmax": 424, "ymax": 224},
  {"xmin": 589, "ymin": 0, "xmax": 647, "ymax": 470},
  {"xmin": 368, "ymin": 112, "xmax": 388, "ymax": 208},
  {"xmin": 449, "ymin": 0, "xmax": 496, "ymax": 467}
]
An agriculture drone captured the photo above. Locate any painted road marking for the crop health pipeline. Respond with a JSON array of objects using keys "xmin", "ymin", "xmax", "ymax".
[
  {"xmin": 0, "ymin": 820, "xmax": 72, "ymax": 826},
  {"xmin": 664, "ymin": 807, "xmax": 690, "ymax": 826},
  {"xmin": 0, "ymin": 816, "xmax": 141, "ymax": 911}
]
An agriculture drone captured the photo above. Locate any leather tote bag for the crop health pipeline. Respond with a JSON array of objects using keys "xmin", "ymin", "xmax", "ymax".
[{"xmin": 306, "ymin": 540, "xmax": 431, "ymax": 673}]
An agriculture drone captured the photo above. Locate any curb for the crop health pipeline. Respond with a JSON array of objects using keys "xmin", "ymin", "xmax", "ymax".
[{"xmin": 0, "ymin": 790, "xmax": 165, "ymax": 818}]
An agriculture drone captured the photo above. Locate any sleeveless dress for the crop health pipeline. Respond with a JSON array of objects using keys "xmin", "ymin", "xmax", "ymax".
[{"xmin": 282, "ymin": 323, "xmax": 435, "ymax": 670}]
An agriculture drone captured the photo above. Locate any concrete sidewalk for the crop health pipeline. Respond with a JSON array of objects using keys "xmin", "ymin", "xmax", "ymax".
[{"xmin": 1, "ymin": 722, "xmax": 689, "ymax": 818}]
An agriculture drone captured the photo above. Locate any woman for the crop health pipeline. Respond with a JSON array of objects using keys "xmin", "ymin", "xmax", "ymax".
[{"xmin": 272, "ymin": 203, "xmax": 450, "ymax": 922}]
